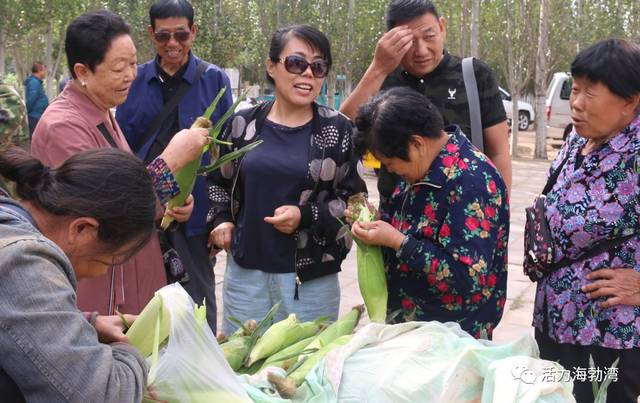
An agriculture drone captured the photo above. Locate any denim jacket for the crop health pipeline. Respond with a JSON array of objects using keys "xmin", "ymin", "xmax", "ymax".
[
  {"xmin": 0, "ymin": 195, "xmax": 146, "ymax": 402},
  {"xmin": 208, "ymin": 101, "xmax": 367, "ymax": 284}
]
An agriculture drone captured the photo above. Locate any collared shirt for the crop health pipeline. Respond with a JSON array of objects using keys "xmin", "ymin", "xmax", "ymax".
[
  {"xmin": 533, "ymin": 115, "xmax": 640, "ymax": 349},
  {"xmin": 380, "ymin": 127, "xmax": 509, "ymax": 338},
  {"xmin": 382, "ymin": 51, "xmax": 507, "ymax": 137},
  {"xmin": 116, "ymin": 53, "xmax": 233, "ymax": 237}
]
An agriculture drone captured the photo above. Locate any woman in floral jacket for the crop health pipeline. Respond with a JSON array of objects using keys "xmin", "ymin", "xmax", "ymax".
[
  {"xmin": 533, "ymin": 39, "xmax": 640, "ymax": 403},
  {"xmin": 208, "ymin": 25, "xmax": 366, "ymax": 336},
  {"xmin": 351, "ymin": 87, "xmax": 509, "ymax": 338}
]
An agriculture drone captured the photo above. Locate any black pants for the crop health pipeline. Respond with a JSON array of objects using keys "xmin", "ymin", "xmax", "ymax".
[
  {"xmin": 170, "ymin": 231, "xmax": 217, "ymax": 334},
  {"xmin": 536, "ymin": 330, "xmax": 640, "ymax": 403},
  {"xmin": 28, "ymin": 116, "xmax": 39, "ymax": 137}
]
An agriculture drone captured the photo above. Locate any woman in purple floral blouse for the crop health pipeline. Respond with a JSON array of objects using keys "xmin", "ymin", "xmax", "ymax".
[
  {"xmin": 351, "ymin": 87, "xmax": 509, "ymax": 339},
  {"xmin": 533, "ymin": 39, "xmax": 640, "ymax": 403}
]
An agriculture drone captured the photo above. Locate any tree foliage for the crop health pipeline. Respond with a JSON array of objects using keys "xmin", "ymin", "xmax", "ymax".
[{"xmin": 2, "ymin": 0, "xmax": 639, "ymax": 135}]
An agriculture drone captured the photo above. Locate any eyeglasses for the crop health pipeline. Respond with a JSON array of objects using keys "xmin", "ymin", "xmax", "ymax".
[
  {"xmin": 278, "ymin": 55, "xmax": 329, "ymax": 78},
  {"xmin": 153, "ymin": 30, "xmax": 191, "ymax": 43}
]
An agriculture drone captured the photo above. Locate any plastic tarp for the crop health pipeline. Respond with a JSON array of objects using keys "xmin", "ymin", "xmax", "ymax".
[{"xmin": 242, "ymin": 321, "xmax": 575, "ymax": 403}]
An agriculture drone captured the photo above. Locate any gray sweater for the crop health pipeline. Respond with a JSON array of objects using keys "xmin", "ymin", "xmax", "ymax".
[{"xmin": 0, "ymin": 197, "xmax": 147, "ymax": 402}]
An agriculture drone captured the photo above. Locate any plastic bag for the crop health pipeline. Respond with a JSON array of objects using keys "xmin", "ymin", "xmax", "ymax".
[{"xmin": 142, "ymin": 283, "xmax": 250, "ymax": 403}]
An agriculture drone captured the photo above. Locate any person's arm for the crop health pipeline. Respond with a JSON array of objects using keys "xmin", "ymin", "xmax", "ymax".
[
  {"xmin": 483, "ymin": 121, "xmax": 512, "ymax": 192},
  {"xmin": 339, "ymin": 26, "xmax": 413, "ymax": 120},
  {"xmin": 0, "ymin": 240, "xmax": 146, "ymax": 402},
  {"xmin": 353, "ymin": 185, "xmax": 507, "ymax": 297}
]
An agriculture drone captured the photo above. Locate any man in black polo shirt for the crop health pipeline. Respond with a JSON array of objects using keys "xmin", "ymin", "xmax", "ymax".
[{"xmin": 341, "ymin": 0, "xmax": 511, "ymax": 198}]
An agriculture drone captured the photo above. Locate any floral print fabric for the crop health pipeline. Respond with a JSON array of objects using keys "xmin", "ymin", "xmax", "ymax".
[
  {"xmin": 533, "ymin": 115, "xmax": 640, "ymax": 349},
  {"xmin": 380, "ymin": 127, "xmax": 509, "ymax": 338}
]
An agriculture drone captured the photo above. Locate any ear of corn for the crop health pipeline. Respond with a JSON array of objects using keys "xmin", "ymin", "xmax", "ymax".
[
  {"xmin": 160, "ymin": 88, "xmax": 253, "ymax": 229},
  {"xmin": 349, "ymin": 194, "xmax": 388, "ymax": 323},
  {"xmin": 245, "ymin": 314, "xmax": 302, "ymax": 367},
  {"xmin": 267, "ymin": 335, "xmax": 352, "ymax": 397},
  {"xmin": 305, "ymin": 305, "xmax": 363, "ymax": 353},
  {"xmin": 126, "ymin": 294, "xmax": 170, "ymax": 358},
  {"xmin": 259, "ymin": 335, "xmax": 317, "ymax": 371},
  {"xmin": 221, "ymin": 336, "xmax": 252, "ymax": 371}
]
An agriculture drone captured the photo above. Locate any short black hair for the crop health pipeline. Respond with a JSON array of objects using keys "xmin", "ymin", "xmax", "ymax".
[
  {"xmin": 31, "ymin": 62, "xmax": 45, "ymax": 74},
  {"xmin": 571, "ymin": 38, "xmax": 640, "ymax": 100},
  {"xmin": 355, "ymin": 87, "xmax": 444, "ymax": 161},
  {"xmin": 266, "ymin": 25, "xmax": 332, "ymax": 85},
  {"xmin": 65, "ymin": 10, "xmax": 131, "ymax": 79},
  {"xmin": 149, "ymin": 0, "xmax": 194, "ymax": 29},
  {"xmin": 386, "ymin": 0, "xmax": 439, "ymax": 30}
]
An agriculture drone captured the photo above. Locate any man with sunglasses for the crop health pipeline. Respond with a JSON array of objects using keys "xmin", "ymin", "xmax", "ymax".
[
  {"xmin": 116, "ymin": 0, "xmax": 232, "ymax": 334},
  {"xmin": 341, "ymin": 0, "xmax": 511, "ymax": 199}
]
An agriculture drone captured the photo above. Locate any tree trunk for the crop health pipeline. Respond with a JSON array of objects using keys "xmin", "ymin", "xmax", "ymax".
[
  {"xmin": 534, "ymin": 0, "xmax": 550, "ymax": 160},
  {"xmin": 460, "ymin": 0, "xmax": 469, "ymax": 57},
  {"xmin": 45, "ymin": 22, "xmax": 54, "ymax": 98},
  {"xmin": 470, "ymin": 0, "xmax": 480, "ymax": 57},
  {"xmin": 0, "ymin": 30, "xmax": 5, "ymax": 77},
  {"xmin": 327, "ymin": 72, "xmax": 336, "ymax": 109}
]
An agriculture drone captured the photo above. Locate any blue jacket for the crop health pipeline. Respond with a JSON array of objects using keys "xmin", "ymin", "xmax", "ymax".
[
  {"xmin": 24, "ymin": 75, "xmax": 48, "ymax": 119},
  {"xmin": 116, "ymin": 53, "xmax": 232, "ymax": 237}
]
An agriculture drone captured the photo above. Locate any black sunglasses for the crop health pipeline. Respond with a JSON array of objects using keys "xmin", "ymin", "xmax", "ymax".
[
  {"xmin": 153, "ymin": 30, "xmax": 191, "ymax": 43},
  {"xmin": 278, "ymin": 55, "xmax": 329, "ymax": 78}
]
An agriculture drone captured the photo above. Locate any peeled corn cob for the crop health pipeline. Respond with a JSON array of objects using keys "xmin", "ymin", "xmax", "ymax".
[{"xmin": 349, "ymin": 193, "xmax": 388, "ymax": 323}]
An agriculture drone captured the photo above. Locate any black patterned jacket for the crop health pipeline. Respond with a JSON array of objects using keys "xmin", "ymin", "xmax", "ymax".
[{"xmin": 207, "ymin": 101, "xmax": 367, "ymax": 284}]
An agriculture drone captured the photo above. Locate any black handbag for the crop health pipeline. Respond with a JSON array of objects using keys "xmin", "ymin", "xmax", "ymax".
[{"xmin": 524, "ymin": 154, "xmax": 634, "ymax": 281}]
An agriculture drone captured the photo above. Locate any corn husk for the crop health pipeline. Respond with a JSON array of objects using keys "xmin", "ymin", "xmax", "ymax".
[
  {"xmin": 259, "ymin": 336, "xmax": 317, "ymax": 371},
  {"xmin": 126, "ymin": 294, "xmax": 169, "ymax": 358},
  {"xmin": 245, "ymin": 315, "xmax": 323, "ymax": 367},
  {"xmin": 160, "ymin": 88, "xmax": 256, "ymax": 229},
  {"xmin": 304, "ymin": 305, "xmax": 363, "ymax": 354},
  {"xmin": 349, "ymin": 193, "xmax": 388, "ymax": 323},
  {"xmin": 221, "ymin": 336, "xmax": 252, "ymax": 371},
  {"xmin": 268, "ymin": 335, "xmax": 352, "ymax": 397}
]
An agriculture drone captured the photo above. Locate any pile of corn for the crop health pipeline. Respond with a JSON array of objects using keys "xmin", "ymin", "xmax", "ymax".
[{"xmin": 219, "ymin": 304, "xmax": 364, "ymax": 398}]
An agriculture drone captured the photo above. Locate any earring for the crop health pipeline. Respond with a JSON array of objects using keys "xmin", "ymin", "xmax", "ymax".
[{"xmin": 81, "ymin": 81, "xmax": 86, "ymax": 87}]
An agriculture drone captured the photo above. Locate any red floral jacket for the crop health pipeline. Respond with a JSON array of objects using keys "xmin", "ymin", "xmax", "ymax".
[{"xmin": 381, "ymin": 127, "xmax": 509, "ymax": 338}]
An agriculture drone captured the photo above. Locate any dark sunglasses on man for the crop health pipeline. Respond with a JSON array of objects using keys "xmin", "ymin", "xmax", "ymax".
[
  {"xmin": 278, "ymin": 55, "xmax": 329, "ymax": 78},
  {"xmin": 153, "ymin": 30, "xmax": 191, "ymax": 43}
]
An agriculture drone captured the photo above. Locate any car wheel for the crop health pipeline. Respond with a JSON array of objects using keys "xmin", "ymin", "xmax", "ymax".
[{"xmin": 518, "ymin": 112, "xmax": 530, "ymax": 131}]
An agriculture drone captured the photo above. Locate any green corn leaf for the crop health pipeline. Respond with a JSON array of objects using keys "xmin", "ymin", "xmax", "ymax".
[
  {"xmin": 197, "ymin": 140, "xmax": 263, "ymax": 175},
  {"xmin": 203, "ymin": 87, "xmax": 226, "ymax": 121}
]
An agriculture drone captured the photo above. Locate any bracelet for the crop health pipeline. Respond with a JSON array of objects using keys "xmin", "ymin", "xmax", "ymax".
[
  {"xmin": 396, "ymin": 235, "xmax": 410, "ymax": 258},
  {"xmin": 89, "ymin": 311, "xmax": 99, "ymax": 327}
]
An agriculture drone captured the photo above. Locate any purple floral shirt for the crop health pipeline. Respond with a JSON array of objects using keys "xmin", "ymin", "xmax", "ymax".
[{"xmin": 533, "ymin": 115, "xmax": 640, "ymax": 349}]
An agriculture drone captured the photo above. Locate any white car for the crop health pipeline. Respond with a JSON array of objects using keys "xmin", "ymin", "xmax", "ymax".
[{"xmin": 499, "ymin": 87, "xmax": 535, "ymax": 131}]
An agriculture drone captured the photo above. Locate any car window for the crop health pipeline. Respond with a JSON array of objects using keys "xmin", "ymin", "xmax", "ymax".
[{"xmin": 560, "ymin": 78, "xmax": 572, "ymax": 100}]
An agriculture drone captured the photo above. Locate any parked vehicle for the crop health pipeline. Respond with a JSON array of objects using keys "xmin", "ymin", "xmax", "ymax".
[
  {"xmin": 499, "ymin": 87, "xmax": 535, "ymax": 131},
  {"xmin": 545, "ymin": 72, "xmax": 573, "ymax": 140}
]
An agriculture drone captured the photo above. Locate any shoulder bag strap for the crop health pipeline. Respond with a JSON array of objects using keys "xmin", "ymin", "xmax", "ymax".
[
  {"xmin": 134, "ymin": 61, "xmax": 210, "ymax": 153},
  {"xmin": 541, "ymin": 153, "xmax": 571, "ymax": 195},
  {"xmin": 462, "ymin": 57, "xmax": 484, "ymax": 151},
  {"xmin": 96, "ymin": 123, "xmax": 118, "ymax": 148}
]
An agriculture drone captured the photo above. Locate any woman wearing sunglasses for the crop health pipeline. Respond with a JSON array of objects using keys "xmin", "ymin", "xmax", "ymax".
[{"xmin": 209, "ymin": 25, "xmax": 367, "ymax": 336}]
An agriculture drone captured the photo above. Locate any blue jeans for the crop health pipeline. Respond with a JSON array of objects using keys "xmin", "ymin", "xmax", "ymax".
[{"xmin": 222, "ymin": 254, "xmax": 340, "ymax": 336}]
